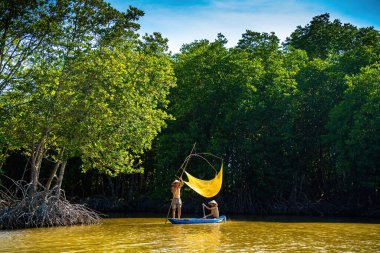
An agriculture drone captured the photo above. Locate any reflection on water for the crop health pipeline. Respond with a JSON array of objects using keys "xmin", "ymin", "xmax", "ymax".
[
  {"xmin": 0, "ymin": 217, "xmax": 379, "ymax": 252},
  {"xmin": 168, "ymin": 223, "xmax": 221, "ymax": 251}
]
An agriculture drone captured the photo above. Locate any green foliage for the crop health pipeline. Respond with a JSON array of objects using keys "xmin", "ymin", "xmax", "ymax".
[
  {"xmin": 0, "ymin": 0, "xmax": 175, "ymax": 187},
  {"xmin": 153, "ymin": 33, "xmax": 308, "ymax": 208},
  {"xmin": 1, "ymin": 7, "xmax": 380, "ymax": 215},
  {"xmin": 284, "ymin": 13, "xmax": 380, "ymax": 63},
  {"xmin": 72, "ymin": 45, "xmax": 175, "ymax": 175},
  {"xmin": 326, "ymin": 63, "xmax": 380, "ymax": 192},
  {"xmin": 150, "ymin": 15, "xmax": 380, "ymax": 213},
  {"xmin": 237, "ymin": 30, "xmax": 279, "ymax": 59},
  {"xmin": 0, "ymin": 0, "xmax": 60, "ymax": 91}
]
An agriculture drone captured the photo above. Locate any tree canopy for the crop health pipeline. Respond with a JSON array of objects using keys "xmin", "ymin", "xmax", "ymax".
[
  {"xmin": 0, "ymin": 0, "xmax": 175, "ymax": 195},
  {"xmin": 147, "ymin": 15, "xmax": 380, "ymax": 214},
  {"xmin": 1, "ymin": 9, "xmax": 379, "ymax": 217}
]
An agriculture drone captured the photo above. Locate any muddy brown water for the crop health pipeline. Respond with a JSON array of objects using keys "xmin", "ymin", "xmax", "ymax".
[{"xmin": 0, "ymin": 217, "xmax": 379, "ymax": 252}]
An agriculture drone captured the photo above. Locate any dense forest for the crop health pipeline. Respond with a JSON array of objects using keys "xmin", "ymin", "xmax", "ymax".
[{"xmin": 1, "ymin": 0, "xmax": 380, "ymax": 223}]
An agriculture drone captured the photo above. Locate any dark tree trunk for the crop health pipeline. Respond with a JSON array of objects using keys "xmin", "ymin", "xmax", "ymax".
[
  {"xmin": 30, "ymin": 140, "xmax": 46, "ymax": 195},
  {"xmin": 45, "ymin": 161, "xmax": 61, "ymax": 191},
  {"xmin": 56, "ymin": 160, "xmax": 67, "ymax": 198}
]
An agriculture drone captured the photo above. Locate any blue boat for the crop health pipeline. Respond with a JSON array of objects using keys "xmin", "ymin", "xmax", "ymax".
[{"xmin": 168, "ymin": 215, "xmax": 227, "ymax": 224}]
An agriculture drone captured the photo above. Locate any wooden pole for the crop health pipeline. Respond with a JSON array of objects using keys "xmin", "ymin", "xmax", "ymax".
[
  {"xmin": 173, "ymin": 142, "xmax": 196, "ymax": 178},
  {"xmin": 164, "ymin": 198, "xmax": 174, "ymax": 224},
  {"xmin": 180, "ymin": 143, "xmax": 196, "ymax": 177}
]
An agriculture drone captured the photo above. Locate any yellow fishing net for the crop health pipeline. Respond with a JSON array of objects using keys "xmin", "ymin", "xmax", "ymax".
[{"xmin": 184, "ymin": 163, "xmax": 223, "ymax": 198}]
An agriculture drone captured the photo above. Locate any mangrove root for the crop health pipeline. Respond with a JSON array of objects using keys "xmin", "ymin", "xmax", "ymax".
[{"xmin": 0, "ymin": 180, "xmax": 100, "ymax": 230}]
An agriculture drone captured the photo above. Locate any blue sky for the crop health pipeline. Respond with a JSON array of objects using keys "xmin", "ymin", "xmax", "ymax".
[{"xmin": 106, "ymin": 0, "xmax": 380, "ymax": 52}]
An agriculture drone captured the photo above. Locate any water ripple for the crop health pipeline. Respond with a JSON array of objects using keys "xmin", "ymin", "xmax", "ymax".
[{"xmin": 0, "ymin": 218, "xmax": 379, "ymax": 252}]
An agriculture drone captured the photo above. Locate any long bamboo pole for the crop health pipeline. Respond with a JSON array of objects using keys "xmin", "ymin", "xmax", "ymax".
[{"xmin": 164, "ymin": 198, "xmax": 175, "ymax": 224}]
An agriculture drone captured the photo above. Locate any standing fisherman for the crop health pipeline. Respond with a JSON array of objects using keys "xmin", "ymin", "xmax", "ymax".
[{"xmin": 171, "ymin": 178, "xmax": 184, "ymax": 219}]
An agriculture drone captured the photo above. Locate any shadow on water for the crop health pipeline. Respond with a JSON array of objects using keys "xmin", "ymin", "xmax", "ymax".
[
  {"xmin": 105, "ymin": 211, "xmax": 380, "ymax": 224},
  {"xmin": 228, "ymin": 215, "xmax": 380, "ymax": 224}
]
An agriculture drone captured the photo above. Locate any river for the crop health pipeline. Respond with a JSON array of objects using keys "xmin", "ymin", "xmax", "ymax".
[{"xmin": 0, "ymin": 216, "xmax": 379, "ymax": 252}]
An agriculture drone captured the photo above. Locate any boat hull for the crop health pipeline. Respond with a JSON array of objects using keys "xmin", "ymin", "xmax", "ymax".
[{"xmin": 168, "ymin": 215, "xmax": 226, "ymax": 224}]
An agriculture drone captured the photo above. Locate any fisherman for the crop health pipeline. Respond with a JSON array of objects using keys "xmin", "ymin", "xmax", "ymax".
[
  {"xmin": 203, "ymin": 200, "xmax": 219, "ymax": 218},
  {"xmin": 171, "ymin": 178, "xmax": 184, "ymax": 219}
]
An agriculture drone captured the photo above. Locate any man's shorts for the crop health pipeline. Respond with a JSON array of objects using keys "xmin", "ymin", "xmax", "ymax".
[{"xmin": 171, "ymin": 198, "xmax": 182, "ymax": 210}]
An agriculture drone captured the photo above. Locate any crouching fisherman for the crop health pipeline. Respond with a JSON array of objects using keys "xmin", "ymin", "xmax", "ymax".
[
  {"xmin": 171, "ymin": 178, "xmax": 184, "ymax": 219},
  {"xmin": 203, "ymin": 200, "xmax": 219, "ymax": 218}
]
